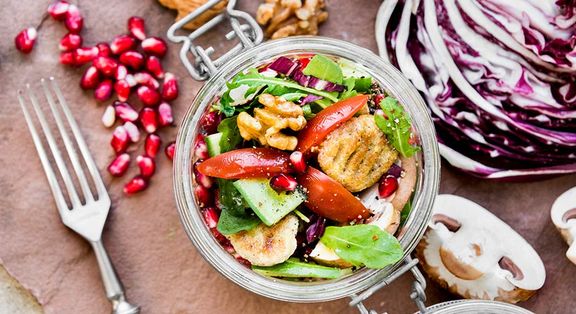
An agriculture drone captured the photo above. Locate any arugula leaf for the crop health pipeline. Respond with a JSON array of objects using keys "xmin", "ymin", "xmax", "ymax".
[
  {"xmin": 302, "ymin": 55, "xmax": 343, "ymax": 84},
  {"xmin": 353, "ymin": 77, "xmax": 372, "ymax": 92},
  {"xmin": 217, "ymin": 116, "xmax": 242, "ymax": 153},
  {"xmin": 252, "ymin": 258, "xmax": 350, "ymax": 279},
  {"xmin": 216, "ymin": 179, "xmax": 260, "ymax": 235},
  {"xmin": 320, "ymin": 225, "xmax": 403, "ymax": 269},
  {"xmin": 400, "ymin": 198, "xmax": 412, "ymax": 226},
  {"xmin": 374, "ymin": 97, "xmax": 419, "ymax": 157}
]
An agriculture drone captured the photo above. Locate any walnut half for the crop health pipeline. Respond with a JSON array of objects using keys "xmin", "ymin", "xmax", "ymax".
[
  {"xmin": 237, "ymin": 94, "xmax": 307, "ymax": 150},
  {"xmin": 256, "ymin": 0, "xmax": 328, "ymax": 39}
]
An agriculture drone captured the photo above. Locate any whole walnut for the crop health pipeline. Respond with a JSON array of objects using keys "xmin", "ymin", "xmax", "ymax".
[{"xmin": 256, "ymin": 0, "xmax": 328, "ymax": 39}]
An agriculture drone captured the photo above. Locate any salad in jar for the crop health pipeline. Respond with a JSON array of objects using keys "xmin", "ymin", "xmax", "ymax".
[{"xmin": 193, "ymin": 53, "xmax": 420, "ymax": 279}]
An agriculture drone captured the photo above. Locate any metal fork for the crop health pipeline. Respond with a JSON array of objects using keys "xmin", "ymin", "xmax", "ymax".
[{"xmin": 18, "ymin": 78, "xmax": 139, "ymax": 314}]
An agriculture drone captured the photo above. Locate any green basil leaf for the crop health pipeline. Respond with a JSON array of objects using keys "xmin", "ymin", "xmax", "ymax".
[
  {"xmin": 320, "ymin": 225, "xmax": 403, "ymax": 269},
  {"xmin": 216, "ymin": 179, "xmax": 260, "ymax": 235},
  {"xmin": 353, "ymin": 77, "xmax": 372, "ymax": 92},
  {"xmin": 302, "ymin": 55, "xmax": 343, "ymax": 84},
  {"xmin": 375, "ymin": 97, "xmax": 420, "ymax": 157},
  {"xmin": 217, "ymin": 116, "xmax": 242, "ymax": 153}
]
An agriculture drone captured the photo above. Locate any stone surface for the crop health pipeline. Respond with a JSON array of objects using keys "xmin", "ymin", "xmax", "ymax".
[{"xmin": 0, "ymin": 0, "xmax": 574, "ymax": 313}]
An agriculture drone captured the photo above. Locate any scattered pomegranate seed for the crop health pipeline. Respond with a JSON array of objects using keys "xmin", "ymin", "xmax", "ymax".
[
  {"xmin": 202, "ymin": 207, "xmax": 219, "ymax": 229},
  {"xmin": 64, "ymin": 4, "xmax": 83, "ymax": 34},
  {"xmin": 140, "ymin": 107, "xmax": 158, "ymax": 133},
  {"xmin": 115, "ymin": 64, "xmax": 128, "ymax": 80},
  {"xmin": 378, "ymin": 176, "xmax": 399, "ymax": 198},
  {"xmin": 270, "ymin": 174, "xmax": 298, "ymax": 192},
  {"xmin": 137, "ymin": 85, "xmax": 161, "ymax": 106},
  {"xmin": 93, "ymin": 56, "xmax": 119, "ymax": 77},
  {"xmin": 141, "ymin": 37, "xmax": 167, "ymax": 57},
  {"xmin": 161, "ymin": 72, "xmax": 178, "ymax": 101},
  {"xmin": 145, "ymin": 55, "xmax": 164, "ymax": 79},
  {"xmin": 14, "ymin": 27, "xmax": 37, "ymax": 54},
  {"xmin": 136, "ymin": 155, "xmax": 156, "ymax": 178},
  {"xmin": 110, "ymin": 34, "xmax": 136, "ymax": 55},
  {"xmin": 124, "ymin": 175, "xmax": 149, "ymax": 195},
  {"xmin": 111, "ymin": 125, "xmax": 129, "ymax": 154},
  {"xmin": 96, "ymin": 42, "xmax": 112, "ymax": 57},
  {"xmin": 194, "ymin": 161, "xmax": 213, "ymax": 189},
  {"xmin": 119, "ymin": 51, "xmax": 144, "ymax": 70},
  {"xmin": 194, "ymin": 185, "xmax": 213, "ymax": 208},
  {"xmin": 107, "ymin": 153, "xmax": 130, "ymax": 177},
  {"xmin": 125, "ymin": 74, "xmax": 137, "ymax": 87},
  {"xmin": 123, "ymin": 121, "xmax": 140, "ymax": 142},
  {"xmin": 47, "ymin": 1, "xmax": 70, "ymax": 21},
  {"xmin": 59, "ymin": 33, "xmax": 82, "ymax": 52},
  {"xmin": 113, "ymin": 101, "xmax": 139, "ymax": 122},
  {"xmin": 200, "ymin": 111, "xmax": 222, "ymax": 134},
  {"xmin": 144, "ymin": 134, "xmax": 161, "ymax": 158},
  {"xmin": 194, "ymin": 135, "xmax": 209, "ymax": 160},
  {"xmin": 289, "ymin": 151, "xmax": 306, "ymax": 173},
  {"xmin": 80, "ymin": 66, "xmax": 100, "ymax": 89},
  {"xmin": 60, "ymin": 51, "xmax": 77, "ymax": 65},
  {"xmin": 75, "ymin": 46, "xmax": 99, "ymax": 64},
  {"xmin": 157, "ymin": 102, "xmax": 174, "ymax": 126},
  {"xmin": 114, "ymin": 80, "xmax": 131, "ymax": 102},
  {"xmin": 134, "ymin": 72, "xmax": 159, "ymax": 89},
  {"xmin": 165, "ymin": 141, "xmax": 175, "ymax": 160},
  {"xmin": 94, "ymin": 79, "xmax": 113, "ymax": 101},
  {"xmin": 101, "ymin": 105, "xmax": 116, "ymax": 128},
  {"xmin": 128, "ymin": 16, "xmax": 146, "ymax": 40}
]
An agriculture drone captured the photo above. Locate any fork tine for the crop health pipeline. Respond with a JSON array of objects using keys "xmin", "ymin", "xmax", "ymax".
[
  {"xmin": 41, "ymin": 78, "xmax": 94, "ymax": 203},
  {"xmin": 18, "ymin": 90, "xmax": 72, "ymax": 216},
  {"xmin": 26, "ymin": 83, "xmax": 83, "ymax": 208},
  {"xmin": 49, "ymin": 78, "xmax": 109, "ymax": 199}
]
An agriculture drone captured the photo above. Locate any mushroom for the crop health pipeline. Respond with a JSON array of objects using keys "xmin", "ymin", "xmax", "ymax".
[
  {"xmin": 550, "ymin": 186, "xmax": 576, "ymax": 265},
  {"xmin": 416, "ymin": 194, "xmax": 546, "ymax": 303}
]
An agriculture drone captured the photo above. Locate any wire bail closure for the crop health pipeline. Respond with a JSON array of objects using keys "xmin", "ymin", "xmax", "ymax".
[{"xmin": 166, "ymin": 0, "xmax": 263, "ymax": 81}]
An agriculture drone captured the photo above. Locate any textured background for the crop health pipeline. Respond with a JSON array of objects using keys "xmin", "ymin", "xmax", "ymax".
[{"xmin": 0, "ymin": 0, "xmax": 575, "ymax": 313}]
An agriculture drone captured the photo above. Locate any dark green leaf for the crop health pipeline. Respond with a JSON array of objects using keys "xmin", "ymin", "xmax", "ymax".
[
  {"xmin": 302, "ymin": 55, "xmax": 343, "ymax": 84},
  {"xmin": 216, "ymin": 179, "xmax": 260, "ymax": 235},
  {"xmin": 353, "ymin": 77, "xmax": 372, "ymax": 92},
  {"xmin": 400, "ymin": 198, "xmax": 412, "ymax": 226},
  {"xmin": 252, "ymin": 258, "xmax": 350, "ymax": 279},
  {"xmin": 374, "ymin": 97, "xmax": 419, "ymax": 157},
  {"xmin": 217, "ymin": 117, "xmax": 242, "ymax": 153}
]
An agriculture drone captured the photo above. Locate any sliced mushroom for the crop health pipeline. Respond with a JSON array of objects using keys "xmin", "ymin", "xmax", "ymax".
[
  {"xmin": 416, "ymin": 194, "xmax": 546, "ymax": 303},
  {"xmin": 550, "ymin": 186, "xmax": 576, "ymax": 265}
]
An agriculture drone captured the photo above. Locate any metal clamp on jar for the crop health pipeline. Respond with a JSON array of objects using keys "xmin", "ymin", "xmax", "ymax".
[{"xmin": 167, "ymin": 1, "xmax": 532, "ymax": 313}]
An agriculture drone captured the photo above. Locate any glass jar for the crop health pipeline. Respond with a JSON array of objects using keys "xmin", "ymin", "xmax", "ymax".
[{"xmin": 172, "ymin": 36, "xmax": 441, "ymax": 303}]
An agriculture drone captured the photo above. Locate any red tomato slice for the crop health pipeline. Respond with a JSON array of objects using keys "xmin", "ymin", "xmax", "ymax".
[
  {"xmin": 298, "ymin": 57, "xmax": 312, "ymax": 69},
  {"xmin": 297, "ymin": 167, "xmax": 369, "ymax": 223},
  {"xmin": 296, "ymin": 94, "xmax": 369, "ymax": 155},
  {"xmin": 197, "ymin": 148, "xmax": 293, "ymax": 179}
]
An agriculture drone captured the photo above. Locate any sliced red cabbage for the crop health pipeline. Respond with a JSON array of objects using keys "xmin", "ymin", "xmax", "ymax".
[
  {"xmin": 300, "ymin": 94, "xmax": 323, "ymax": 105},
  {"xmin": 268, "ymin": 56, "xmax": 298, "ymax": 76},
  {"xmin": 306, "ymin": 216, "xmax": 326, "ymax": 243},
  {"xmin": 268, "ymin": 56, "xmax": 346, "ymax": 93}
]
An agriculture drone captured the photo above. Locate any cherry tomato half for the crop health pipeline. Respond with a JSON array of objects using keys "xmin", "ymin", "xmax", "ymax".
[
  {"xmin": 197, "ymin": 148, "xmax": 293, "ymax": 179},
  {"xmin": 297, "ymin": 167, "xmax": 369, "ymax": 223},
  {"xmin": 296, "ymin": 94, "xmax": 369, "ymax": 155}
]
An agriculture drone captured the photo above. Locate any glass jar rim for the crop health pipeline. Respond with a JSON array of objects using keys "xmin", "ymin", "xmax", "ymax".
[{"xmin": 173, "ymin": 36, "xmax": 441, "ymax": 302}]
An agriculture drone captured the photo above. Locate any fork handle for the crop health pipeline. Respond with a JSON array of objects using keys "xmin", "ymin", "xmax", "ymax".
[{"xmin": 91, "ymin": 240, "xmax": 140, "ymax": 314}]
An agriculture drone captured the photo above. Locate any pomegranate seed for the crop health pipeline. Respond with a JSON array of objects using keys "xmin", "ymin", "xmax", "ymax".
[
  {"xmin": 96, "ymin": 42, "xmax": 112, "ymax": 57},
  {"xmin": 157, "ymin": 102, "xmax": 174, "ymax": 126},
  {"xmin": 137, "ymin": 85, "xmax": 160, "ymax": 106},
  {"xmin": 128, "ymin": 16, "xmax": 146, "ymax": 40},
  {"xmin": 94, "ymin": 79, "xmax": 113, "ymax": 101},
  {"xmin": 200, "ymin": 111, "xmax": 222, "ymax": 134},
  {"xmin": 80, "ymin": 66, "xmax": 100, "ymax": 90},
  {"xmin": 115, "ymin": 64, "xmax": 128, "ymax": 80},
  {"xmin": 101, "ymin": 105, "xmax": 116, "ymax": 128},
  {"xmin": 111, "ymin": 125, "xmax": 129, "ymax": 154},
  {"xmin": 140, "ymin": 107, "xmax": 158, "ymax": 133},
  {"xmin": 64, "ymin": 4, "xmax": 83, "ymax": 33},
  {"xmin": 141, "ymin": 37, "xmax": 167, "ymax": 57},
  {"xmin": 161, "ymin": 72, "xmax": 178, "ymax": 101},
  {"xmin": 194, "ymin": 161, "xmax": 213, "ymax": 189},
  {"xmin": 134, "ymin": 72, "xmax": 159, "ymax": 89},
  {"xmin": 93, "ymin": 56, "xmax": 118, "ymax": 77},
  {"xmin": 60, "ymin": 51, "xmax": 76, "ymax": 65},
  {"xmin": 136, "ymin": 155, "xmax": 156, "ymax": 178},
  {"xmin": 378, "ymin": 176, "xmax": 399, "ymax": 198},
  {"xmin": 110, "ymin": 35, "xmax": 136, "ymax": 55},
  {"xmin": 107, "ymin": 153, "xmax": 130, "ymax": 177},
  {"xmin": 114, "ymin": 80, "xmax": 131, "ymax": 102},
  {"xmin": 202, "ymin": 207, "xmax": 219, "ymax": 228},
  {"xmin": 289, "ymin": 151, "xmax": 307, "ymax": 173},
  {"xmin": 194, "ymin": 135, "xmax": 209, "ymax": 160},
  {"xmin": 59, "ymin": 33, "xmax": 82, "ymax": 52},
  {"xmin": 165, "ymin": 141, "xmax": 175, "ymax": 160},
  {"xmin": 214, "ymin": 189, "xmax": 222, "ymax": 210},
  {"xmin": 270, "ymin": 174, "xmax": 298, "ymax": 192},
  {"xmin": 124, "ymin": 175, "xmax": 149, "ymax": 195},
  {"xmin": 145, "ymin": 56, "xmax": 164, "ymax": 79},
  {"xmin": 124, "ymin": 121, "xmax": 140, "ymax": 142},
  {"xmin": 144, "ymin": 134, "xmax": 161, "ymax": 158},
  {"xmin": 47, "ymin": 1, "xmax": 70, "ymax": 20},
  {"xmin": 113, "ymin": 101, "xmax": 139, "ymax": 122},
  {"xmin": 119, "ymin": 51, "xmax": 144, "ymax": 70},
  {"xmin": 75, "ymin": 47, "xmax": 98, "ymax": 64},
  {"xmin": 14, "ymin": 27, "xmax": 37, "ymax": 54},
  {"xmin": 194, "ymin": 185, "xmax": 213, "ymax": 208},
  {"xmin": 374, "ymin": 94, "xmax": 385, "ymax": 106},
  {"xmin": 125, "ymin": 74, "xmax": 137, "ymax": 87}
]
